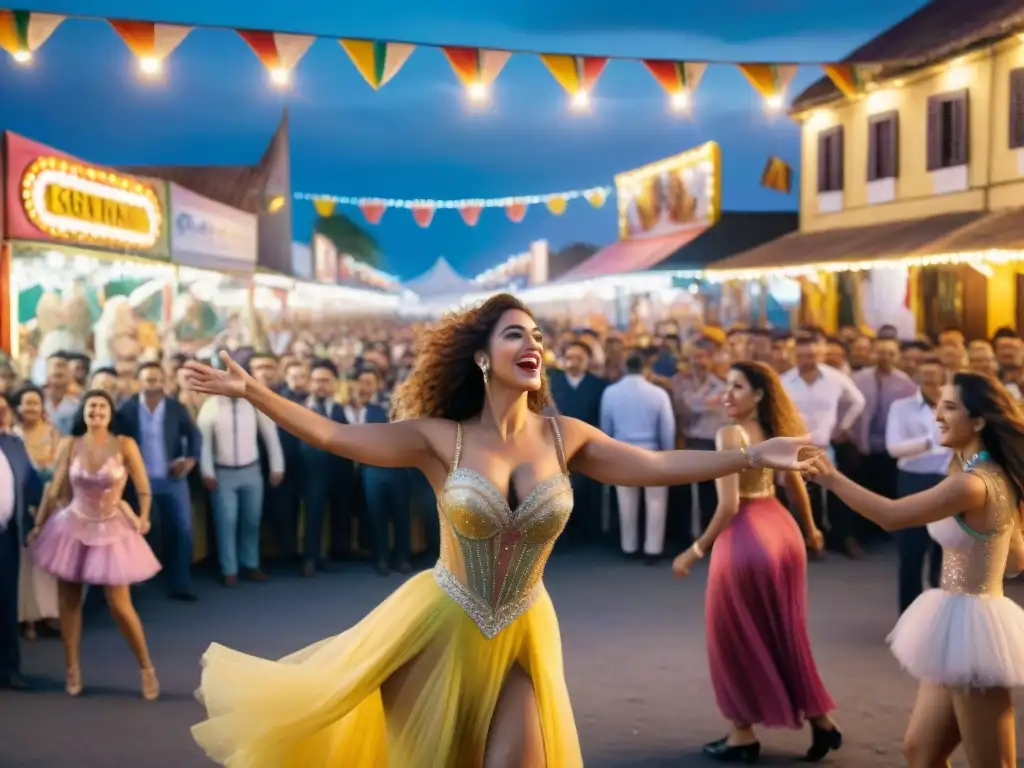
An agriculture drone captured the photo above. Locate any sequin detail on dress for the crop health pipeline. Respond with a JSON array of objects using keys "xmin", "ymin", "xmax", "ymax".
[
  {"xmin": 735, "ymin": 426, "xmax": 775, "ymax": 500},
  {"xmin": 433, "ymin": 417, "xmax": 573, "ymax": 638}
]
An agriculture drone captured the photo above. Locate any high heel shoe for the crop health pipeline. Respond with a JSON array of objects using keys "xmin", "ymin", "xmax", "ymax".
[
  {"xmin": 804, "ymin": 722, "xmax": 842, "ymax": 762},
  {"xmin": 703, "ymin": 736, "xmax": 761, "ymax": 763},
  {"xmin": 65, "ymin": 666, "xmax": 82, "ymax": 697},
  {"xmin": 140, "ymin": 667, "xmax": 160, "ymax": 701}
]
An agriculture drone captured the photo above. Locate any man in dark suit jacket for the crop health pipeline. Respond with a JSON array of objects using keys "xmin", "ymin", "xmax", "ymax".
[
  {"xmin": 548, "ymin": 341, "xmax": 607, "ymax": 545},
  {"xmin": 300, "ymin": 360, "xmax": 354, "ymax": 577},
  {"xmin": 118, "ymin": 362, "xmax": 200, "ymax": 600},
  {"xmin": 354, "ymin": 368, "xmax": 411, "ymax": 576},
  {"xmin": 0, "ymin": 411, "xmax": 44, "ymax": 690}
]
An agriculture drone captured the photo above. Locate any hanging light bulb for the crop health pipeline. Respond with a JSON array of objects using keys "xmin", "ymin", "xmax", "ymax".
[
  {"xmin": 571, "ymin": 89, "xmax": 590, "ymax": 111},
  {"xmin": 138, "ymin": 56, "xmax": 162, "ymax": 77},
  {"xmin": 269, "ymin": 67, "xmax": 290, "ymax": 87},
  {"xmin": 671, "ymin": 90, "xmax": 691, "ymax": 112},
  {"xmin": 12, "ymin": 50, "xmax": 32, "ymax": 65},
  {"xmin": 467, "ymin": 81, "xmax": 489, "ymax": 103},
  {"xmin": 765, "ymin": 93, "xmax": 784, "ymax": 111}
]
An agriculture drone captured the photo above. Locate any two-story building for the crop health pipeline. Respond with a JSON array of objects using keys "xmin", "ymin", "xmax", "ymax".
[{"xmin": 707, "ymin": 0, "xmax": 1024, "ymax": 340}]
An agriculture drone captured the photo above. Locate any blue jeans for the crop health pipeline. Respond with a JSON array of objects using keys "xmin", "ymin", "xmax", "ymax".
[
  {"xmin": 210, "ymin": 463, "xmax": 264, "ymax": 577},
  {"xmin": 150, "ymin": 476, "xmax": 193, "ymax": 593}
]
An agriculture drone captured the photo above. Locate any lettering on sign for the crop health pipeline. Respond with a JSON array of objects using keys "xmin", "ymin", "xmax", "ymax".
[{"xmin": 21, "ymin": 157, "xmax": 163, "ymax": 250}]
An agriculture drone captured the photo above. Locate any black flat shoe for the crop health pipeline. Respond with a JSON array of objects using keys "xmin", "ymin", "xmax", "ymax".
[
  {"xmin": 804, "ymin": 723, "xmax": 842, "ymax": 762},
  {"xmin": 703, "ymin": 737, "xmax": 761, "ymax": 763}
]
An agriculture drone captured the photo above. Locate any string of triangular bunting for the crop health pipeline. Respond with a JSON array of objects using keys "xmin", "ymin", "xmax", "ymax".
[
  {"xmin": 1, "ymin": 9, "xmax": 884, "ymax": 111},
  {"xmin": 296, "ymin": 186, "xmax": 612, "ymax": 227}
]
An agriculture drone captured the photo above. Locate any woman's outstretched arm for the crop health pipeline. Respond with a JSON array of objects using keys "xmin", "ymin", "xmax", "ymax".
[
  {"xmin": 244, "ymin": 382, "xmax": 432, "ymax": 469},
  {"xmin": 813, "ymin": 456, "xmax": 987, "ymax": 531},
  {"xmin": 561, "ymin": 418, "xmax": 811, "ymax": 486}
]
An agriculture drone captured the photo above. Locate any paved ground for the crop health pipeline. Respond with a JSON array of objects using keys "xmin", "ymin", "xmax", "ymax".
[{"xmin": 1, "ymin": 545, "xmax": 1021, "ymax": 767}]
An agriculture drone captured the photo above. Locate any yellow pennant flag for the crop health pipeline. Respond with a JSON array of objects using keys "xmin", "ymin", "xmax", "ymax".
[
  {"xmin": 312, "ymin": 198, "xmax": 336, "ymax": 217},
  {"xmin": 760, "ymin": 156, "xmax": 793, "ymax": 194},
  {"xmin": 546, "ymin": 196, "xmax": 568, "ymax": 215}
]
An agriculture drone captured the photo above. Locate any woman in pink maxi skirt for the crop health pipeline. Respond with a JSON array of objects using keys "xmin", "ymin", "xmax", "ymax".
[{"xmin": 673, "ymin": 362, "xmax": 841, "ymax": 763}]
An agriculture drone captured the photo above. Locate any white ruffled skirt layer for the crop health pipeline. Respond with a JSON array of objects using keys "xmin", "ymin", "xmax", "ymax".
[{"xmin": 888, "ymin": 588, "xmax": 1024, "ymax": 689}]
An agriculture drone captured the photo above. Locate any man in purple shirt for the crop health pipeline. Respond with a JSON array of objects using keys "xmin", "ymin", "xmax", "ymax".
[{"xmin": 851, "ymin": 337, "xmax": 917, "ymax": 505}]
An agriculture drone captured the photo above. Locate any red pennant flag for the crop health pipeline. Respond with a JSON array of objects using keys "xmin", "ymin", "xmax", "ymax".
[
  {"xmin": 359, "ymin": 200, "xmax": 386, "ymax": 225},
  {"xmin": 459, "ymin": 204, "xmax": 482, "ymax": 226},
  {"xmin": 506, "ymin": 202, "xmax": 527, "ymax": 223},
  {"xmin": 411, "ymin": 204, "xmax": 435, "ymax": 228}
]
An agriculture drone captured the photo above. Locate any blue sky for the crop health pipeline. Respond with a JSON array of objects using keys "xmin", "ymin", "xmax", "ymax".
[{"xmin": 3, "ymin": 1, "xmax": 928, "ymax": 278}]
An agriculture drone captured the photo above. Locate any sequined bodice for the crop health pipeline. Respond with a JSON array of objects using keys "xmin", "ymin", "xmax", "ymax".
[
  {"xmin": 736, "ymin": 426, "xmax": 775, "ymax": 500},
  {"xmin": 433, "ymin": 418, "xmax": 574, "ymax": 638},
  {"xmin": 68, "ymin": 455, "xmax": 128, "ymax": 521},
  {"xmin": 927, "ymin": 463, "xmax": 1016, "ymax": 597}
]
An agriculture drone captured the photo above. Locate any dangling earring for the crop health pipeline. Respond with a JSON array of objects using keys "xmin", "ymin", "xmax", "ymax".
[{"xmin": 478, "ymin": 358, "xmax": 490, "ymax": 386}]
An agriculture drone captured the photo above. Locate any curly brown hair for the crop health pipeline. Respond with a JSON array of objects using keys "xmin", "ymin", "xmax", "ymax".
[
  {"xmin": 953, "ymin": 372, "xmax": 1024, "ymax": 498},
  {"xmin": 391, "ymin": 293, "xmax": 552, "ymax": 421},
  {"xmin": 731, "ymin": 361, "xmax": 806, "ymax": 439}
]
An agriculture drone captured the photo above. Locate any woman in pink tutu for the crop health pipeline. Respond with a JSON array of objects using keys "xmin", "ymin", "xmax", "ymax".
[
  {"xmin": 808, "ymin": 372, "xmax": 1024, "ymax": 768},
  {"xmin": 28, "ymin": 389, "xmax": 161, "ymax": 700},
  {"xmin": 673, "ymin": 362, "xmax": 840, "ymax": 763}
]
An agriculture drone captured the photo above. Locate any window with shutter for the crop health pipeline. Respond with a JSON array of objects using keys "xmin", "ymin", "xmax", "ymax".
[
  {"xmin": 1010, "ymin": 68, "xmax": 1024, "ymax": 150},
  {"xmin": 816, "ymin": 126, "xmax": 844, "ymax": 192},
  {"xmin": 867, "ymin": 111, "xmax": 899, "ymax": 180},
  {"xmin": 926, "ymin": 90, "xmax": 969, "ymax": 170}
]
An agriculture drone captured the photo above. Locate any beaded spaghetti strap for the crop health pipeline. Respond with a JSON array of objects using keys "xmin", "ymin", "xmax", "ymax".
[
  {"xmin": 450, "ymin": 423, "xmax": 463, "ymax": 474},
  {"xmin": 548, "ymin": 417, "xmax": 569, "ymax": 476}
]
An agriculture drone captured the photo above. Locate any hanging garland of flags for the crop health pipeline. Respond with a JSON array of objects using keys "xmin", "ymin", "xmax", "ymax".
[
  {"xmin": 296, "ymin": 186, "xmax": 611, "ymax": 228},
  {"xmin": 2, "ymin": 8, "xmax": 895, "ymax": 112}
]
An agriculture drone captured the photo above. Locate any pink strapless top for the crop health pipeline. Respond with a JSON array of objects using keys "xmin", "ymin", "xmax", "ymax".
[{"xmin": 67, "ymin": 456, "xmax": 129, "ymax": 522}]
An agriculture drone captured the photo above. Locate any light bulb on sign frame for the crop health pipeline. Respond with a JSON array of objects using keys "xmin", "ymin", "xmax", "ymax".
[
  {"xmin": 670, "ymin": 90, "xmax": 691, "ymax": 113},
  {"xmin": 12, "ymin": 50, "xmax": 32, "ymax": 65},
  {"xmin": 138, "ymin": 56, "xmax": 162, "ymax": 78},
  {"xmin": 269, "ymin": 67, "xmax": 290, "ymax": 88},
  {"xmin": 570, "ymin": 89, "xmax": 590, "ymax": 112}
]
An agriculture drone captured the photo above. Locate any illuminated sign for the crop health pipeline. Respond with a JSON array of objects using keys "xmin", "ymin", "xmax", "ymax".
[{"xmin": 20, "ymin": 157, "xmax": 163, "ymax": 250}]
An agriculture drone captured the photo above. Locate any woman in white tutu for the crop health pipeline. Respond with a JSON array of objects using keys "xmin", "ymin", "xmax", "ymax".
[{"xmin": 808, "ymin": 372, "xmax": 1024, "ymax": 768}]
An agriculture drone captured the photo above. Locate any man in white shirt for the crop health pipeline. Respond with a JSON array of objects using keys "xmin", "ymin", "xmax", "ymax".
[
  {"xmin": 600, "ymin": 353, "xmax": 676, "ymax": 562},
  {"xmin": 197, "ymin": 393, "xmax": 284, "ymax": 586},
  {"xmin": 782, "ymin": 336, "xmax": 866, "ymax": 555},
  {"xmin": 886, "ymin": 355, "xmax": 949, "ymax": 613}
]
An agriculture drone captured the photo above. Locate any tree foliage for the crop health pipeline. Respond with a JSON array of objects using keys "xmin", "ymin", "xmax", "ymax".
[{"xmin": 313, "ymin": 212, "xmax": 382, "ymax": 269}]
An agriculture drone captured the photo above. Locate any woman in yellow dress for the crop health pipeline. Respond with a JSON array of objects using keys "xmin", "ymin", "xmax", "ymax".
[{"xmin": 184, "ymin": 293, "xmax": 817, "ymax": 767}]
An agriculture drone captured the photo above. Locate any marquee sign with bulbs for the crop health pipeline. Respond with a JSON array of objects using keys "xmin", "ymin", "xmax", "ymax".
[{"xmin": 4, "ymin": 131, "xmax": 170, "ymax": 259}]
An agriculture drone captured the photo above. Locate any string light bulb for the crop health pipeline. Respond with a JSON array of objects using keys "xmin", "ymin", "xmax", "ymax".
[
  {"xmin": 671, "ymin": 90, "xmax": 691, "ymax": 112},
  {"xmin": 269, "ymin": 67, "xmax": 290, "ymax": 87},
  {"xmin": 467, "ymin": 81, "xmax": 489, "ymax": 103},
  {"xmin": 12, "ymin": 50, "xmax": 32, "ymax": 65},
  {"xmin": 571, "ymin": 89, "xmax": 590, "ymax": 111},
  {"xmin": 138, "ymin": 56, "xmax": 162, "ymax": 77},
  {"xmin": 765, "ymin": 93, "xmax": 784, "ymax": 111}
]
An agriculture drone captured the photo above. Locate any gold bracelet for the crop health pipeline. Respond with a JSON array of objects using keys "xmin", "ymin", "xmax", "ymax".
[
  {"xmin": 691, "ymin": 541, "xmax": 706, "ymax": 559},
  {"xmin": 739, "ymin": 444, "xmax": 755, "ymax": 470}
]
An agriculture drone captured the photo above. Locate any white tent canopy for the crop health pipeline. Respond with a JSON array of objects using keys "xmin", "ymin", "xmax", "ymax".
[{"xmin": 403, "ymin": 257, "xmax": 475, "ymax": 298}]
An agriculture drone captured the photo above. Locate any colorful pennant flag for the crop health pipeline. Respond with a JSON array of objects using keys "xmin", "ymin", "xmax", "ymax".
[
  {"xmin": 642, "ymin": 60, "xmax": 707, "ymax": 105},
  {"xmin": 237, "ymin": 30, "xmax": 315, "ymax": 84},
  {"xmin": 546, "ymin": 196, "xmax": 568, "ymax": 215},
  {"xmin": 411, "ymin": 204, "xmax": 435, "ymax": 228},
  {"xmin": 539, "ymin": 54, "xmax": 608, "ymax": 103},
  {"xmin": 822, "ymin": 63, "xmax": 880, "ymax": 98},
  {"xmin": 0, "ymin": 10, "xmax": 63, "ymax": 62},
  {"xmin": 312, "ymin": 198, "xmax": 336, "ymax": 217},
  {"xmin": 458, "ymin": 205, "xmax": 482, "ymax": 227},
  {"xmin": 586, "ymin": 189, "xmax": 607, "ymax": 208},
  {"xmin": 737, "ymin": 63, "xmax": 799, "ymax": 102},
  {"xmin": 506, "ymin": 203, "xmax": 527, "ymax": 223},
  {"xmin": 340, "ymin": 39, "xmax": 414, "ymax": 89},
  {"xmin": 760, "ymin": 156, "xmax": 793, "ymax": 194},
  {"xmin": 109, "ymin": 20, "xmax": 191, "ymax": 69},
  {"xmin": 442, "ymin": 46, "xmax": 511, "ymax": 92},
  {"xmin": 358, "ymin": 200, "xmax": 386, "ymax": 225}
]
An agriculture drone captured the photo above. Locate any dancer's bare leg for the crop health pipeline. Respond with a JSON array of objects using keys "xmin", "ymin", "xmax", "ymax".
[
  {"xmin": 57, "ymin": 581, "xmax": 84, "ymax": 694},
  {"xmin": 483, "ymin": 664, "xmax": 545, "ymax": 768},
  {"xmin": 104, "ymin": 585, "xmax": 158, "ymax": 699},
  {"xmin": 903, "ymin": 683, "xmax": 961, "ymax": 768},
  {"xmin": 952, "ymin": 686, "xmax": 1015, "ymax": 768},
  {"xmin": 726, "ymin": 722, "xmax": 757, "ymax": 746}
]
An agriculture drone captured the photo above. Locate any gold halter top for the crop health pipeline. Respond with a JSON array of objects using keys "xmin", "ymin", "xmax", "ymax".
[{"xmin": 433, "ymin": 417, "xmax": 574, "ymax": 638}]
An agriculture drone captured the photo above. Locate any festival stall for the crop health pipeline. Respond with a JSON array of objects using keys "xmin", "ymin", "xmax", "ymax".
[{"xmin": 1, "ymin": 131, "xmax": 172, "ymax": 381}]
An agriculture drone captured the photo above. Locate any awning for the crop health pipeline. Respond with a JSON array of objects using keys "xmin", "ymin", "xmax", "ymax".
[
  {"xmin": 915, "ymin": 207, "xmax": 1024, "ymax": 253},
  {"xmin": 707, "ymin": 211, "xmax": 983, "ymax": 277},
  {"xmin": 558, "ymin": 227, "xmax": 707, "ymax": 282}
]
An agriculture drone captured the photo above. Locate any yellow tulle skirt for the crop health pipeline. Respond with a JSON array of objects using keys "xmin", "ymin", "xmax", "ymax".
[{"xmin": 191, "ymin": 571, "xmax": 582, "ymax": 767}]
